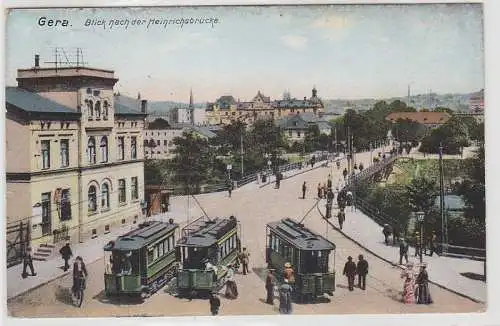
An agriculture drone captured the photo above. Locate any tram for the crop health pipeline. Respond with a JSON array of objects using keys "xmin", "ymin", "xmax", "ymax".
[
  {"xmin": 103, "ymin": 219, "xmax": 180, "ymax": 298},
  {"xmin": 175, "ymin": 215, "xmax": 241, "ymax": 298},
  {"xmin": 266, "ymin": 218, "xmax": 336, "ymax": 302}
]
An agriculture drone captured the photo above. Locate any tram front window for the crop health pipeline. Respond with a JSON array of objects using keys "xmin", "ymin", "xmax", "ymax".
[
  {"xmin": 182, "ymin": 247, "xmax": 208, "ymax": 269},
  {"xmin": 112, "ymin": 251, "xmax": 139, "ymax": 275}
]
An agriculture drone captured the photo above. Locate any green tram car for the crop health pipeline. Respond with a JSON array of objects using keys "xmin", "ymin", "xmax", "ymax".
[
  {"xmin": 175, "ymin": 215, "xmax": 241, "ymax": 298},
  {"xmin": 103, "ymin": 219, "xmax": 179, "ymax": 298},
  {"xmin": 266, "ymin": 218, "xmax": 336, "ymax": 302}
]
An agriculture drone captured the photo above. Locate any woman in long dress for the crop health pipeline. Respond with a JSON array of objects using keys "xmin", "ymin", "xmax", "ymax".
[
  {"xmin": 224, "ymin": 264, "xmax": 238, "ymax": 299},
  {"xmin": 400, "ymin": 263, "xmax": 415, "ymax": 304},
  {"xmin": 416, "ymin": 265, "xmax": 433, "ymax": 304},
  {"xmin": 279, "ymin": 279, "xmax": 293, "ymax": 314}
]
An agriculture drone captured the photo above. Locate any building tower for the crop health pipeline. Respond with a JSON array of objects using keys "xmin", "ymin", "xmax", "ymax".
[{"xmin": 188, "ymin": 88, "xmax": 195, "ymax": 125}]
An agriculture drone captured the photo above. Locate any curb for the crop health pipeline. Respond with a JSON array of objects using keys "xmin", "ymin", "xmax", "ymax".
[
  {"xmin": 322, "ymin": 216, "xmax": 484, "ymax": 304},
  {"xmin": 7, "ymin": 254, "xmax": 104, "ymax": 301}
]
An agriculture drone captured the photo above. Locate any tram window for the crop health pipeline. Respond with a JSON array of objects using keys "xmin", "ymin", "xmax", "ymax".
[
  {"xmin": 220, "ymin": 246, "xmax": 223, "ymax": 259},
  {"xmin": 119, "ymin": 251, "xmax": 134, "ymax": 275},
  {"xmin": 169, "ymin": 236, "xmax": 174, "ymax": 251},
  {"xmin": 104, "ymin": 251, "xmax": 113, "ymax": 274},
  {"xmin": 225, "ymin": 241, "xmax": 229, "ymax": 254},
  {"xmin": 318, "ymin": 251, "xmax": 322, "ymax": 257},
  {"xmin": 159, "ymin": 241, "xmax": 164, "ymax": 256},
  {"xmin": 154, "ymin": 246, "xmax": 159, "ymax": 260},
  {"xmin": 147, "ymin": 249, "xmax": 154, "ymax": 264}
]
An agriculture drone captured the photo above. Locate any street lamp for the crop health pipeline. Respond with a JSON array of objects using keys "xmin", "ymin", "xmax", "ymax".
[
  {"xmin": 416, "ymin": 211, "xmax": 425, "ymax": 263},
  {"xmin": 226, "ymin": 163, "xmax": 232, "ymax": 183}
]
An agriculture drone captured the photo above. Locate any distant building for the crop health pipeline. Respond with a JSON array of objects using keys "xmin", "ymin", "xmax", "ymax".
[
  {"xmin": 143, "ymin": 118, "xmax": 216, "ymax": 160},
  {"xmin": 468, "ymin": 89, "xmax": 484, "ymax": 113},
  {"xmin": 276, "ymin": 112, "xmax": 332, "ymax": 143},
  {"xmin": 206, "ymin": 87, "xmax": 324, "ymax": 126},
  {"xmin": 386, "ymin": 111, "xmax": 451, "ymax": 128},
  {"xmin": 6, "ymin": 55, "xmax": 147, "ymax": 249}
]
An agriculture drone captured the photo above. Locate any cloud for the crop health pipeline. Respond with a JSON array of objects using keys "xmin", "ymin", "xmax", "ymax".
[
  {"xmin": 281, "ymin": 35, "xmax": 307, "ymax": 50},
  {"xmin": 312, "ymin": 15, "xmax": 351, "ymax": 30}
]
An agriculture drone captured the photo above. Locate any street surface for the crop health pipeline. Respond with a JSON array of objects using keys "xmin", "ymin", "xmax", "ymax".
[{"xmin": 7, "ymin": 150, "xmax": 485, "ymax": 317}]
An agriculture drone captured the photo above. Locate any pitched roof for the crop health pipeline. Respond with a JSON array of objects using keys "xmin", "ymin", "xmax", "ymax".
[
  {"xmin": 267, "ymin": 218, "xmax": 336, "ymax": 251},
  {"xmin": 6, "ymin": 87, "xmax": 80, "ymax": 116},
  {"xmin": 271, "ymin": 98, "xmax": 318, "ymax": 108},
  {"xmin": 114, "ymin": 95, "xmax": 147, "ymax": 116},
  {"xmin": 386, "ymin": 112, "xmax": 451, "ymax": 125},
  {"xmin": 252, "ymin": 91, "xmax": 270, "ymax": 103}
]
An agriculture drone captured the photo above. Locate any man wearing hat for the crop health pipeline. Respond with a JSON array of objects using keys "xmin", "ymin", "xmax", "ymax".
[
  {"xmin": 399, "ymin": 238, "xmax": 409, "ymax": 265},
  {"xmin": 265, "ymin": 269, "xmax": 277, "ymax": 304},
  {"xmin": 238, "ymin": 247, "xmax": 250, "ymax": 275},
  {"xmin": 356, "ymin": 254, "xmax": 369, "ymax": 290},
  {"xmin": 59, "ymin": 242, "xmax": 73, "ymax": 272},
  {"xmin": 343, "ymin": 256, "xmax": 357, "ymax": 291}
]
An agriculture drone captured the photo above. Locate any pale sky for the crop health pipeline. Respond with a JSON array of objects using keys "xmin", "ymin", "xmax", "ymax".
[{"xmin": 5, "ymin": 4, "xmax": 484, "ymax": 102}]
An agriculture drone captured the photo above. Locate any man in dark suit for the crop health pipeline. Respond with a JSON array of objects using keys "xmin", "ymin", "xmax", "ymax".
[
  {"xmin": 356, "ymin": 254, "xmax": 369, "ymax": 290},
  {"xmin": 343, "ymin": 256, "xmax": 357, "ymax": 291},
  {"xmin": 22, "ymin": 247, "xmax": 36, "ymax": 278}
]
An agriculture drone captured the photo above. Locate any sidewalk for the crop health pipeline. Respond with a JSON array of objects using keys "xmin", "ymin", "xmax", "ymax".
[
  {"xmin": 325, "ymin": 204, "xmax": 486, "ymax": 303},
  {"xmin": 6, "ymin": 212, "xmax": 184, "ymax": 300}
]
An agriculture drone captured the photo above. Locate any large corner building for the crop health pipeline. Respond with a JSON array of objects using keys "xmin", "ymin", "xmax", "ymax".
[{"xmin": 6, "ymin": 55, "xmax": 147, "ymax": 253}]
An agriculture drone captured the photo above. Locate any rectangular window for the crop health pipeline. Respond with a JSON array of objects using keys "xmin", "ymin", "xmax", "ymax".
[
  {"xmin": 60, "ymin": 189, "xmax": 72, "ymax": 221},
  {"xmin": 154, "ymin": 246, "xmax": 159, "ymax": 260},
  {"xmin": 41, "ymin": 140, "xmax": 50, "ymax": 169},
  {"xmin": 157, "ymin": 140, "xmax": 160, "ymax": 146},
  {"xmin": 118, "ymin": 179, "xmax": 126, "ymax": 203},
  {"xmin": 117, "ymin": 137, "xmax": 125, "ymax": 160},
  {"xmin": 131, "ymin": 136, "xmax": 137, "ymax": 159},
  {"xmin": 297, "ymin": 131, "xmax": 301, "ymax": 137},
  {"xmin": 163, "ymin": 140, "xmax": 167, "ymax": 146},
  {"xmin": 148, "ymin": 249, "xmax": 154, "ymax": 263},
  {"xmin": 131, "ymin": 177, "xmax": 138, "ymax": 200},
  {"xmin": 60, "ymin": 139, "xmax": 69, "ymax": 167}
]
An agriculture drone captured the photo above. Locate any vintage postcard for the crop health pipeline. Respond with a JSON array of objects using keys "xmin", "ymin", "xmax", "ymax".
[{"xmin": 3, "ymin": 1, "xmax": 489, "ymax": 321}]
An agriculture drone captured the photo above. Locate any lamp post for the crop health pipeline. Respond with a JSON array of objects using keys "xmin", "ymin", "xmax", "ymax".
[{"xmin": 416, "ymin": 211, "xmax": 425, "ymax": 263}]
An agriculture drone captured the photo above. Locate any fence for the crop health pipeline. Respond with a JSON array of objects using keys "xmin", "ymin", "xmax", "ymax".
[
  {"xmin": 6, "ymin": 220, "xmax": 31, "ymax": 267},
  {"xmin": 343, "ymin": 154, "xmax": 486, "ymax": 261}
]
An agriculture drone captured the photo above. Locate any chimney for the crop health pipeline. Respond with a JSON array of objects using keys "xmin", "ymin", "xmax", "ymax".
[
  {"xmin": 141, "ymin": 100, "xmax": 148, "ymax": 113},
  {"xmin": 34, "ymin": 54, "xmax": 40, "ymax": 68}
]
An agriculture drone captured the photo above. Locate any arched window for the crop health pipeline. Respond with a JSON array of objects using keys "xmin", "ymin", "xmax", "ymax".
[
  {"xmin": 100, "ymin": 136, "xmax": 108, "ymax": 162},
  {"xmin": 88, "ymin": 137, "xmax": 96, "ymax": 164},
  {"xmin": 95, "ymin": 101, "xmax": 101, "ymax": 119},
  {"xmin": 88, "ymin": 185, "xmax": 97, "ymax": 213},
  {"xmin": 103, "ymin": 101, "xmax": 109, "ymax": 120},
  {"xmin": 101, "ymin": 183, "xmax": 110, "ymax": 209},
  {"xmin": 87, "ymin": 100, "xmax": 94, "ymax": 118}
]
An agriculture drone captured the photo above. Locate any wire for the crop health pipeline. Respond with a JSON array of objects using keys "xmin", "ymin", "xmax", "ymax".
[{"xmin": 298, "ymin": 198, "xmax": 321, "ymax": 224}]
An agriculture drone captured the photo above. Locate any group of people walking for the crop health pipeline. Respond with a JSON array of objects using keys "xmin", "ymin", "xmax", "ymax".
[
  {"xmin": 264, "ymin": 262, "xmax": 295, "ymax": 314},
  {"xmin": 342, "ymin": 255, "xmax": 369, "ymax": 291},
  {"xmin": 401, "ymin": 262, "xmax": 433, "ymax": 304}
]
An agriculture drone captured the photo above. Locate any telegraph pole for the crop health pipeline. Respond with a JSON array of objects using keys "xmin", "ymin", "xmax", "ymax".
[
  {"xmin": 439, "ymin": 143, "xmax": 447, "ymax": 254},
  {"xmin": 240, "ymin": 132, "xmax": 244, "ymax": 176}
]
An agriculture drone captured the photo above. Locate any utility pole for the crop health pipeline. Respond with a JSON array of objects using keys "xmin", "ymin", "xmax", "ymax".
[
  {"xmin": 439, "ymin": 143, "xmax": 447, "ymax": 254},
  {"xmin": 240, "ymin": 132, "xmax": 244, "ymax": 176}
]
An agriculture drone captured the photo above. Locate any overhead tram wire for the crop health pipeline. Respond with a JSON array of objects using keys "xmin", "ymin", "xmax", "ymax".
[
  {"xmin": 298, "ymin": 198, "xmax": 321, "ymax": 225},
  {"xmin": 190, "ymin": 194, "xmax": 212, "ymax": 222}
]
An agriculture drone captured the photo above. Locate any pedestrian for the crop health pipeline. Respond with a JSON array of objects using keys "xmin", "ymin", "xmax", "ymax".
[
  {"xmin": 228, "ymin": 183, "xmax": 233, "ymax": 198},
  {"xmin": 336, "ymin": 161, "xmax": 341, "ymax": 170},
  {"xmin": 338, "ymin": 209, "xmax": 345, "ymax": 229},
  {"xmin": 209, "ymin": 292, "xmax": 221, "ymax": 315},
  {"xmin": 322, "ymin": 183, "xmax": 328, "ymax": 197},
  {"xmin": 399, "ymin": 238, "xmax": 409, "ymax": 265},
  {"xmin": 224, "ymin": 264, "xmax": 238, "ymax": 299},
  {"xmin": 317, "ymin": 182, "xmax": 323, "ymax": 199},
  {"xmin": 359, "ymin": 162, "xmax": 364, "ymax": 172},
  {"xmin": 343, "ymin": 256, "xmax": 357, "ymax": 291},
  {"xmin": 428, "ymin": 232, "xmax": 438, "ymax": 257},
  {"xmin": 238, "ymin": 247, "xmax": 250, "ymax": 275},
  {"xmin": 283, "ymin": 262, "xmax": 296, "ymax": 285},
  {"xmin": 59, "ymin": 241, "xmax": 73, "ymax": 271},
  {"xmin": 414, "ymin": 231, "xmax": 420, "ymax": 257},
  {"xmin": 265, "ymin": 269, "xmax": 277, "ymax": 304},
  {"xmin": 302, "ymin": 181, "xmax": 307, "ymax": 199},
  {"xmin": 327, "ymin": 174, "xmax": 332, "ymax": 189},
  {"xmin": 416, "ymin": 264, "xmax": 433, "ymax": 304},
  {"xmin": 279, "ymin": 279, "xmax": 293, "ymax": 314},
  {"xmin": 356, "ymin": 254, "xmax": 368, "ymax": 290},
  {"xmin": 342, "ymin": 168, "xmax": 348, "ymax": 180},
  {"xmin": 400, "ymin": 263, "xmax": 416, "ymax": 304},
  {"xmin": 22, "ymin": 247, "xmax": 36, "ymax": 278},
  {"xmin": 72, "ymin": 256, "xmax": 88, "ymax": 295},
  {"xmin": 382, "ymin": 224, "xmax": 392, "ymax": 246},
  {"xmin": 393, "ymin": 224, "xmax": 400, "ymax": 245}
]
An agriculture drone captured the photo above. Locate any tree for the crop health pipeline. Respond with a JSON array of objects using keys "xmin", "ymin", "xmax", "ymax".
[
  {"xmin": 433, "ymin": 107, "xmax": 454, "ymax": 114},
  {"xmin": 169, "ymin": 131, "xmax": 213, "ymax": 193},
  {"xmin": 419, "ymin": 116, "xmax": 470, "ymax": 154},
  {"xmin": 304, "ymin": 124, "xmax": 321, "ymax": 152},
  {"xmin": 406, "ymin": 176, "xmax": 438, "ymax": 215},
  {"xmin": 391, "ymin": 118, "xmax": 426, "ymax": 144},
  {"xmin": 459, "ymin": 145, "xmax": 485, "ymax": 222}
]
